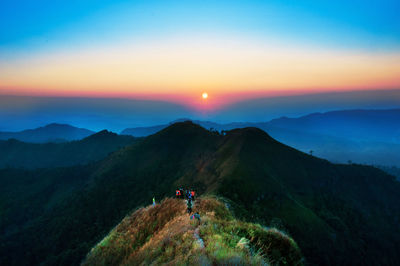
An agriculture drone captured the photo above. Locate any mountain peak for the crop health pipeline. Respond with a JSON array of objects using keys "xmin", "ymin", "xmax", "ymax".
[
  {"xmin": 157, "ymin": 121, "xmax": 210, "ymax": 136},
  {"xmin": 230, "ymin": 126, "xmax": 269, "ymax": 135},
  {"xmin": 227, "ymin": 126, "xmax": 276, "ymax": 143},
  {"xmin": 90, "ymin": 129, "xmax": 116, "ymax": 137},
  {"xmin": 170, "ymin": 118, "xmax": 194, "ymax": 123}
]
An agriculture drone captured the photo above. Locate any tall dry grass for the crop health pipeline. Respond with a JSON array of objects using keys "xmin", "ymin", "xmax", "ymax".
[{"xmin": 83, "ymin": 196, "xmax": 304, "ymax": 266}]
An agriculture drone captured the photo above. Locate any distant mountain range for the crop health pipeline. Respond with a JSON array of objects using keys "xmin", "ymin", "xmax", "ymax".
[
  {"xmin": 2, "ymin": 108, "xmax": 399, "ymax": 146},
  {"xmin": 0, "ymin": 123, "xmax": 94, "ymax": 143},
  {"xmin": 1, "ymin": 109, "xmax": 399, "ymax": 168},
  {"xmin": 0, "ymin": 130, "xmax": 136, "ymax": 169},
  {"xmin": 121, "ymin": 109, "xmax": 400, "ymax": 167},
  {"xmin": 1, "ymin": 122, "xmax": 399, "ymax": 265},
  {"xmin": 122, "ymin": 109, "xmax": 400, "ymax": 143},
  {"xmin": 268, "ymin": 109, "xmax": 400, "ymax": 143}
]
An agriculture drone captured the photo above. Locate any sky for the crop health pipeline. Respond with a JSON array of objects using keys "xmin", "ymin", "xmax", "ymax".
[{"xmin": 1, "ymin": 0, "xmax": 400, "ymax": 126}]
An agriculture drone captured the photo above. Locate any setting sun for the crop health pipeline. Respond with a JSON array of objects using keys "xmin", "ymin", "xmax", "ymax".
[{"xmin": 202, "ymin": 92, "xmax": 208, "ymax": 99}]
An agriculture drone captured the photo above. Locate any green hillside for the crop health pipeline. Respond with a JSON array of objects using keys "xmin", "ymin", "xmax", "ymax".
[
  {"xmin": 0, "ymin": 130, "xmax": 136, "ymax": 169},
  {"xmin": 1, "ymin": 121, "xmax": 399, "ymax": 265}
]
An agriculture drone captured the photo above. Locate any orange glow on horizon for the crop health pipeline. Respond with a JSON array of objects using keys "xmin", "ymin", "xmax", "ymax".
[
  {"xmin": 2, "ymin": 86, "xmax": 400, "ymax": 113},
  {"xmin": 1, "ymin": 37, "xmax": 400, "ymax": 111}
]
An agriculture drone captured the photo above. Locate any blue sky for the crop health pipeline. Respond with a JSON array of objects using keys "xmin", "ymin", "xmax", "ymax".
[{"xmin": 1, "ymin": 0, "xmax": 400, "ymax": 54}]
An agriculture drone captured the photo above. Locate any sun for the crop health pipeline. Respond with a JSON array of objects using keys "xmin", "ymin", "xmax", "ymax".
[{"xmin": 202, "ymin": 92, "xmax": 208, "ymax": 99}]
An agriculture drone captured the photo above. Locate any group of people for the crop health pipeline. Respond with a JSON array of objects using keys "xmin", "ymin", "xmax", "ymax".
[
  {"xmin": 175, "ymin": 188, "xmax": 196, "ymax": 213},
  {"xmin": 175, "ymin": 188, "xmax": 195, "ymax": 201},
  {"xmin": 175, "ymin": 188, "xmax": 201, "ymax": 224}
]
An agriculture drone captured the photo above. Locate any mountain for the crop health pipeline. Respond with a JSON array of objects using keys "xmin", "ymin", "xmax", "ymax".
[
  {"xmin": 1, "ymin": 122, "xmax": 400, "ymax": 265},
  {"xmin": 268, "ymin": 109, "xmax": 400, "ymax": 143},
  {"xmin": 121, "ymin": 124, "xmax": 168, "ymax": 137},
  {"xmin": 121, "ymin": 109, "xmax": 400, "ymax": 142},
  {"xmin": 0, "ymin": 95, "xmax": 195, "ymax": 133},
  {"xmin": 120, "ymin": 109, "xmax": 400, "ymax": 167},
  {"xmin": 256, "ymin": 124, "xmax": 400, "ymax": 167},
  {"xmin": 82, "ymin": 197, "xmax": 303, "ymax": 265},
  {"xmin": 377, "ymin": 165, "xmax": 400, "ymax": 181},
  {"xmin": 2, "ymin": 91, "xmax": 399, "ymax": 133},
  {"xmin": 0, "ymin": 130, "xmax": 137, "ymax": 169},
  {"xmin": 120, "ymin": 118, "xmax": 224, "ymax": 137},
  {"xmin": 0, "ymin": 123, "xmax": 94, "ymax": 143},
  {"xmin": 121, "ymin": 119, "xmax": 231, "ymax": 136}
]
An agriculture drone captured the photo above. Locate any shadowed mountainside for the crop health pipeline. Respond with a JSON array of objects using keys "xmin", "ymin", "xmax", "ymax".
[
  {"xmin": 377, "ymin": 165, "xmax": 400, "ymax": 181},
  {"xmin": 0, "ymin": 130, "xmax": 137, "ymax": 169},
  {"xmin": 1, "ymin": 122, "xmax": 399, "ymax": 265}
]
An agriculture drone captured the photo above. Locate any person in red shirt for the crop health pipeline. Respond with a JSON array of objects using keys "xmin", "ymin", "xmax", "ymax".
[{"xmin": 191, "ymin": 190, "xmax": 195, "ymax": 201}]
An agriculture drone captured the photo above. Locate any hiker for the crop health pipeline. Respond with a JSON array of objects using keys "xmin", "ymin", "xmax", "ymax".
[
  {"xmin": 187, "ymin": 198, "xmax": 193, "ymax": 214},
  {"xmin": 188, "ymin": 191, "xmax": 192, "ymax": 201},
  {"xmin": 194, "ymin": 212, "xmax": 201, "ymax": 224},
  {"xmin": 190, "ymin": 212, "xmax": 201, "ymax": 225},
  {"xmin": 191, "ymin": 190, "xmax": 195, "ymax": 201},
  {"xmin": 185, "ymin": 190, "xmax": 190, "ymax": 200},
  {"xmin": 153, "ymin": 197, "xmax": 156, "ymax": 206},
  {"xmin": 179, "ymin": 188, "xmax": 184, "ymax": 199},
  {"xmin": 176, "ymin": 189, "xmax": 181, "ymax": 199}
]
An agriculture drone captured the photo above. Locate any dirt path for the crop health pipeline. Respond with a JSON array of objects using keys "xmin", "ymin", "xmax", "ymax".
[
  {"xmin": 187, "ymin": 199, "xmax": 205, "ymax": 249},
  {"xmin": 193, "ymin": 227, "xmax": 205, "ymax": 249}
]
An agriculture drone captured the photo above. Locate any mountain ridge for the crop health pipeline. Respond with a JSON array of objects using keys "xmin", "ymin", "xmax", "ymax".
[
  {"xmin": 1, "ymin": 121, "xmax": 399, "ymax": 265},
  {"xmin": 121, "ymin": 108, "xmax": 400, "ymax": 142},
  {"xmin": 83, "ymin": 197, "xmax": 304, "ymax": 265},
  {"xmin": 120, "ymin": 109, "xmax": 400, "ymax": 167}
]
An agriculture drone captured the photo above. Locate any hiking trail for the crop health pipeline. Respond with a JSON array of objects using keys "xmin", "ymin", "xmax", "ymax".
[{"xmin": 193, "ymin": 227, "xmax": 205, "ymax": 249}]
